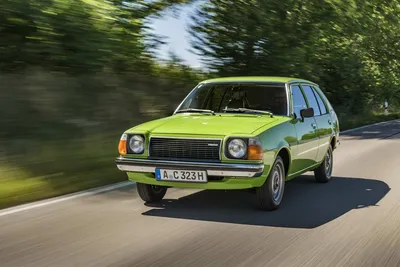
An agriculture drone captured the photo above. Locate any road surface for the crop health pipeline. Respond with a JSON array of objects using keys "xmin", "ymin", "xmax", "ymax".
[{"xmin": 1, "ymin": 120, "xmax": 400, "ymax": 267}]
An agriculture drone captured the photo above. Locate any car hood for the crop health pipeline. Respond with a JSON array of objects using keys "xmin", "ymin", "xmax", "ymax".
[{"xmin": 129, "ymin": 114, "xmax": 285, "ymax": 136}]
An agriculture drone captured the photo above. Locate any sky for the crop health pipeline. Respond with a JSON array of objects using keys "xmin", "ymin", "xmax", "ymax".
[{"xmin": 149, "ymin": 3, "xmax": 202, "ymax": 68}]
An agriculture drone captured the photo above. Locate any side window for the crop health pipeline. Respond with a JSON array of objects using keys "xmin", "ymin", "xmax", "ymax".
[
  {"xmin": 291, "ymin": 85, "xmax": 307, "ymax": 119},
  {"xmin": 313, "ymin": 87, "xmax": 328, "ymax": 114},
  {"xmin": 301, "ymin": 85, "xmax": 321, "ymax": 116},
  {"xmin": 311, "ymin": 87, "xmax": 327, "ymax": 114}
]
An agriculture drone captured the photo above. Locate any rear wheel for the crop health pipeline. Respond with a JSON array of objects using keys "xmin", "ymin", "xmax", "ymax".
[
  {"xmin": 137, "ymin": 183, "xmax": 167, "ymax": 202},
  {"xmin": 314, "ymin": 145, "xmax": 333, "ymax": 183},
  {"xmin": 256, "ymin": 156, "xmax": 285, "ymax": 211}
]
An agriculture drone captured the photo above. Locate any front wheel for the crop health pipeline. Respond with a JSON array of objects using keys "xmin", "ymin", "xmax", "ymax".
[
  {"xmin": 256, "ymin": 156, "xmax": 286, "ymax": 211},
  {"xmin": 136, "ymin": 183, "xmax": 167, "ymax": 203},
  {"xmin": 314, "ymin": 145, "xmax": 333, "ymax": 183}
]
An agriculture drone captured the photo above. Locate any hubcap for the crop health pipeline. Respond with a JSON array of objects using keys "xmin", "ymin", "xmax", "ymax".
[
  {"xmin": 325, "ymin": 149, "xmax": 333, "ymax": 179},
  {"xmin": 271, "ymin": 163, "xmax": 284, "ymax": 204}
]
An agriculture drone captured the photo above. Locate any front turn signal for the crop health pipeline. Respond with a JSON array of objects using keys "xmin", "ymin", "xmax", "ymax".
[
  {"xmin": 248, "ymin": 138, "xmax": 263, "ymax": 160},
  {"xmin": 118, "ymin": 133, "xmax": 128, "ymax": 155},
  {"xmin": 248, "ymin": 145, "xmax": 263, "ymax": 160}
]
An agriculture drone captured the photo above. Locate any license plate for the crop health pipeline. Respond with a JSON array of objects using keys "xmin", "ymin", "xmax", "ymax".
[{"xmin": 155, "ymin": 169, "xmax": 208, "ymax": 183}]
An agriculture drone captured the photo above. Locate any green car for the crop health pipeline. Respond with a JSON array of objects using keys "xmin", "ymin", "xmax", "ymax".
[{"xmin": 115, "ymin": 76, "xmax": 340, "ymax": 210}]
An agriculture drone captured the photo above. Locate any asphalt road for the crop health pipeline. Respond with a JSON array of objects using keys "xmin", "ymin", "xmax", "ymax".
[{"xmin": 1, "ymin": 120, "xmax": 400, "ymax": 267}]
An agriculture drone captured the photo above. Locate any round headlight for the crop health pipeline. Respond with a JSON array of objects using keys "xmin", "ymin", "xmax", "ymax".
[
  {"xmin": 228, "ymin": 139, "xmax": 247, "ymax": 158},
  {"xmin": 129, "ymin": 135, "xmax": 144, "ymax": 154}
]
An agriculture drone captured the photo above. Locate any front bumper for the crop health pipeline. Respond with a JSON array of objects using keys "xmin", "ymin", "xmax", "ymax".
[{"xmin": 115, "ymin": 157, "xmax": 265, "ymax": 178}]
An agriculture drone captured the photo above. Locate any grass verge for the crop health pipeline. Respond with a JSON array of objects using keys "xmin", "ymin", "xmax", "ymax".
[
  {"xmin": 338, "ymin": 112, "xmax": 400, "ymax": 131},
  {"xmin": 1, "ymin": 112, "xmax": 399, "ymax": 210},
  {"xmin": 0, "ymin": 134, "xmax": 127, "ymax": 209}
]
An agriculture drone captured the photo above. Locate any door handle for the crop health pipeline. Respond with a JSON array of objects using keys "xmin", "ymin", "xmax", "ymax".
[
  {"xmin": 311, "ymin": 123, "xmax": 317, "ymax": 129},
  {"xmin": 328, "ymin": 120, "xmax": 332, "ymax": 125}
]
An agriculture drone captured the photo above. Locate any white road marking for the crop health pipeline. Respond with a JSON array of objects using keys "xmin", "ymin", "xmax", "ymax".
[{"xmin": 0, "ymin": 181, "xmax": 136, "ymax": 217}]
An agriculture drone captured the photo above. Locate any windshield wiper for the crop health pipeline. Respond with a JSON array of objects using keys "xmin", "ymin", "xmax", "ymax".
[
  {"xmin": 223, "ymin": 107, "xmax": 273, "ymax": 117},
  {"xmin": 175, "ymin": 108, "xmax": 215, "ymax": 115}
]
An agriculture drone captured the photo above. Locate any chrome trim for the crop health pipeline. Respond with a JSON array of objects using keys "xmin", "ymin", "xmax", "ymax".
[
  {"xmin": 148, "ymin": 136, "xmax": 223, "ymax": 161},
  {"xmin": 287, "ymin": 82, "xmax": 298, "ymax": 118},
  {"xmin": 115, "ymin": 157, "xmax": 264, "ymax": 178},
  {"xmin": 149, "ymin": 136, "xmax": 222, "ymax": 140},
  {"xmin": 284, "ymin": 83, "xmax": 291, "ymax": 116},
  {"xmin": 288, "ymin": 80, "xmax": 319, "ymax": 87}
]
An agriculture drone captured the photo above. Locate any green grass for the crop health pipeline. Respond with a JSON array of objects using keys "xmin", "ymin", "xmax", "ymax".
[
  {"xmin": 338, "ymin": 111, "xmax": 400, "ymax": 131},
  {"xmin": 1, "ymin": 112, "xmax": 399, "ymax": 210},
  {"xmin": 0, "ymin": 134, "xmax": 127, "ymax": 209}
]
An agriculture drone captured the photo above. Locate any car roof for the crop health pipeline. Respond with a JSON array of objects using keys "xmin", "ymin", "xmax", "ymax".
[{"xmin": 201, "ymin": 76, "xmax": 318, "ymax": 85}]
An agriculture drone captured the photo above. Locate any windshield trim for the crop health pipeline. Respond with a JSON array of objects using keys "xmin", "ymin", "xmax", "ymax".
[
  {"xmin": 173, "ymin": 83, "xmax": 202, "ymax": 114},
  {"xmin": 173, "ymin": 81, "xmax": 291, "ymax": 117}
]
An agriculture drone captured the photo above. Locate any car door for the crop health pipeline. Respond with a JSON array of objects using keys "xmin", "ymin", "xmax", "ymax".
[
  {"xmin": 302, "ymin": 84, "xmax": 333, "ymax": 162},
  {"xmin": 289, "ymin": 84, "xmax": 320, "ymax": 174}
]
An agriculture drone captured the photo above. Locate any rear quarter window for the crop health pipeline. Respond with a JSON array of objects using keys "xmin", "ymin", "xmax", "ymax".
[
  {"xmin": 311, "ymin": 87, "xmax": 327, "ymax": 114},
  {"xmin": 313, "ymin": 86, "xmax": 332, "ymax": 111}
]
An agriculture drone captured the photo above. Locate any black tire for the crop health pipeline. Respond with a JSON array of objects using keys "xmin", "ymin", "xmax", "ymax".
[
  {"xmin": 256, "ymin": 156, "xmax": 286, "ymax": 211},
  {"xmin": 314, "ymin": 145, "xmax": 333, "ymax": 183},
  {"xmin": 136, "ymin": 183, "xmax": 167, "ymax": 202}
]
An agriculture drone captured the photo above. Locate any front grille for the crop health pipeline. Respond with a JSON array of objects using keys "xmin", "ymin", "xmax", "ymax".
[{"xmin": 149, "ymin": 137, "xmax": 221, "ymax": 161}]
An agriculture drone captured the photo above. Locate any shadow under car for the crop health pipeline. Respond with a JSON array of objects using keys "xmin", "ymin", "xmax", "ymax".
[{"xmin": 141, "ymin": 175, "xmax": 390, "ymax": 229}]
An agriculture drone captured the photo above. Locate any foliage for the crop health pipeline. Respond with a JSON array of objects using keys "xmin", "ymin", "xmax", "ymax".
[
  {"xmin": 188, "ymin": 0, "xmax": 400, "ymax": 113},
  {"xmin": 0, "ymin": 0, "xmax": 193, "ymax": 74},
  {"xmin": 0, "ymin": 0, "xmax": 203, "ymax": 208}
]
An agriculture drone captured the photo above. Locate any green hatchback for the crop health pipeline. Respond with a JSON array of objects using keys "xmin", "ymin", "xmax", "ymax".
[{"xmin": 115, "ymin": 77, "xmax": 340, "ymax": 210}]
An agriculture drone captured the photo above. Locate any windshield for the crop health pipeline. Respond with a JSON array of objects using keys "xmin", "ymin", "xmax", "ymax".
[{"xmin": 176, "ymin": 83, "xmax": 288, "ymax": 116}]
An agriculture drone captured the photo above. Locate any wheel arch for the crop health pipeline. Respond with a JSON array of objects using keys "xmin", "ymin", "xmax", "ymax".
[
  {"xmin": 330, "ymin": 135, "xmax": 337, "ymax": 151},
  {"xmin": 276, "ymin": 146, "xmax": 291, "ymax": 177}
]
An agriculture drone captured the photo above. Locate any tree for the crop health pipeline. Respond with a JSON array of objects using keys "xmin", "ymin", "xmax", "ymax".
[{"xmin": 187, "ymin": 0, "xmax": 400, "ymax": 112}]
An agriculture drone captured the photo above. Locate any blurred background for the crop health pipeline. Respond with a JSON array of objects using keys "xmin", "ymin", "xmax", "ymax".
[{"xmin": 1, "ymin": 0, "xmax": 399, "ymax": 209}]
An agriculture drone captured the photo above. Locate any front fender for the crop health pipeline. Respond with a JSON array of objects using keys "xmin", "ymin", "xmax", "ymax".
[{"xmin": 257, "ymin": 120, "xmax": 296, "ymax": 180}]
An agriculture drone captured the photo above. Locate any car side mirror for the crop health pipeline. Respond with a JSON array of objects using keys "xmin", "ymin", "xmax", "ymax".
[{"xmin": 300, "ymin": 107, "xmax": 314, "ymax": 119}]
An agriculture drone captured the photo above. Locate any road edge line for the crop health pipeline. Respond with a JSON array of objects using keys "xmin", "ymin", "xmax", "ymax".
[{"xmin": 0, "ymin": 181, "xmax": 136, "ymax": 217}]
